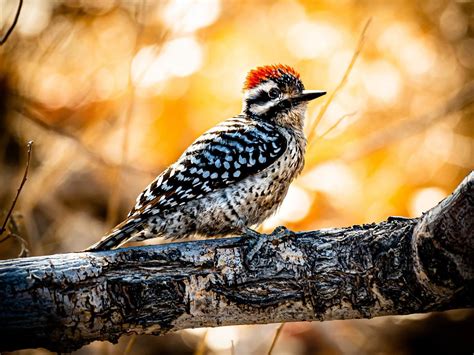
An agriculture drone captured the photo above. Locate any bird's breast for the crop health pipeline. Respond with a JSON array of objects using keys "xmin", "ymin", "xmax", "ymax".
[{"xmin": 199, "ymin": 128, "xmax": 306, "ymax": 227}]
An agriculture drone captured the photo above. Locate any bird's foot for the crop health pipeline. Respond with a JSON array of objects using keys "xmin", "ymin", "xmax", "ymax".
[
  {"xmin": 243, "ymin": 226, "xmax": 293, "ymax": 262},
  {"xmin": 242, "ymin": 226, "xmax": 292, "ymax": 239},
  {"xmin": 270, "ymin": 225, "xmax": 292, "ymax": 238},
  {"xmin": 242, "ymin": 227, "xmax": 265, "ymax": 239},
  {"xmin": 242, "ymin": 227, "xmax": 266, "ymax": 262}
]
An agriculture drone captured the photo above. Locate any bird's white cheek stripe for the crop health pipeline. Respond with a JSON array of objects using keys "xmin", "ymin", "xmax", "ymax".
[{"xmin": 250, "ymin": 100, "xmax": 276, "ymax": 115}]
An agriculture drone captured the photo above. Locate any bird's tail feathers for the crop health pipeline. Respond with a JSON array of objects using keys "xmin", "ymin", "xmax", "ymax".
[{"xmin": 83, "ymin": 217, "xmax": 140, "ymax": 252}]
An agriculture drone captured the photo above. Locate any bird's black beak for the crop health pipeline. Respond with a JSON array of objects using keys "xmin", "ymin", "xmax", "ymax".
[
  {"xmin": 293, "ymin": 90, "xmax": 326, "ymax": 103},
  {"xmin": 277, "ymin": 90, "xmax": 326, "ymax": 111}
]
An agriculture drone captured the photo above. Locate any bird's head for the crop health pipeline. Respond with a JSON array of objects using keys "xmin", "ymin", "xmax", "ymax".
[{"xmin": 242, "ymin": 64, "xmax": 326, "ymax": 129}]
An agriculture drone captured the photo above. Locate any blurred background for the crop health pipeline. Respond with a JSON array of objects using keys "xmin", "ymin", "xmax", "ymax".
[{"xmin": 1, "ymin": 0, "xmax": 473, "ymax": 354}]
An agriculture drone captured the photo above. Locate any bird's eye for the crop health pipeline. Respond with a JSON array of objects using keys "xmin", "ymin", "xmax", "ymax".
[{"xmin": 268, "ymin": 88, "xmax": 280, "ymax": 99}]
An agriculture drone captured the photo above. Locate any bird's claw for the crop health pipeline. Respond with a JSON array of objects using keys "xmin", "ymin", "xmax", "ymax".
[
  {"xmin": 242, "ymin": 227, "xmax": 265, "ymax": 239},
  {"xmin": 241, "ymin": 227, "xmax": 265, "ymax": 262},
  {"xmin": 243, "ymin": 226, "xmax": 293, "ymax": 263},
  {"xmin": 271, "ymin": 225, "xmax": 292, "ymax": 237}
]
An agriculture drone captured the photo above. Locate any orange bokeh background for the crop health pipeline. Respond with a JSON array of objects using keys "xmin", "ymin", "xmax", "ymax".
[{"xmin": 0, "ymin": 0, "xmax": 473, "ymax": 354}]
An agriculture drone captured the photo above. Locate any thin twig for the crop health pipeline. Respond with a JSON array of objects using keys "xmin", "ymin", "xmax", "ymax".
[
  {"xmin": 14, "ymin": 104, "xmax": 155, "ymax": 176},
  {"xmin": 194, "ymin": 330, "xmax": 208, "ymax": 355},
  {"xmin": 0, "ymin": 233, "xmax": 30, "ymax": 257},
  {"xmin": 307, "ymin": 18, "xmax": 371, "ymax": 146},
  {"xmin": 0, "ymin": 141, "xmax": 32, "ymax": 235},
  {"xmin": 267, "ymin": 323, "xmax": 285, "ymax": 355},
  {"xmin": 316, "ymin": 111, "xmax": 357, "ymax": 141},
  {"xmin": 231, "ymin": 340, "xmax": 235, "ymax": 355},
  {"xmin": 123, "ymin": 334, "xmax": 136, "ymax": 355},
  {"xmin": 344, "ymin": 80, "xmax": 474, "ymax": 160},
  {"xmin": 0, "ymin": 0, "xmax": 23, "ymax": 45}
]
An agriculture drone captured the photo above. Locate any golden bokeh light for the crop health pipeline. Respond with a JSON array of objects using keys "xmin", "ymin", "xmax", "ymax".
[
  {"xmin": 132, "ymin": 36, "xmax": 203, "ymax": 90},
  {"xmin": 362, "ymin": 60, "xmax": 402, "ymax": 104},
  {"xmin": 0, "ymin": 0, "xmax": 473, "ymax": 353},
  {"xmin": 161, "ymin": 0, "xmax": 221, "ymax": 34},
  {"xmin": 409, "ymin": 186, "xmax": 447, "ymax": 217},
  {"xmin": 16, "ymin": 0, "xmax": 52, "ymax": 37},
  {"xmin": 2, "ymin": 0, "xmax": 470, "ymax": 250},
  {"xmin": 286, "ymin": 20, "xmax": 347, "ymax": 59},
  {"xmin": 275, "ymin": 184, "xmax": 313, "ymax": 224}
]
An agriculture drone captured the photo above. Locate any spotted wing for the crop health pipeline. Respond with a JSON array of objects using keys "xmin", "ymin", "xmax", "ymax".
[{"xmin": 128, "ymin": 118, "xmax": 287, "ymax": 216}]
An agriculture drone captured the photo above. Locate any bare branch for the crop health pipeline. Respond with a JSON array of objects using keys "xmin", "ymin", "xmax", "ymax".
[
  {"xmin": 343, "ymin": 80, "xmax": 474, "ymax": 160},
  {"xmin": 268, "ymin": 323, "xmax": 285, "ymax": 355},
  {"xmin": 0, "ymin": 232, "xmax": 30, "ymax": 257},
  {"xmin": 0, "ymin": 142, "xmax": 32, "ymax": 257},
  {"xmin": 14, "ymin": 103, "xmax": 156, "ymax": 177},
  {"xmin": 307, "ymin": 18, "xmax": 371, "ymax": 146},
  {"xmin": 123, "ymin": 334, "xmax": 137, "ymax": 355},
  {"xmin": 195, "ymin": 331, "xmax": 208, "ymax": 355},
  {"xmin": 0, "ymin": 172, "xmax": 472, "ymax": 352},
  {"xmin": 0, "ymin": 0, "xmax": 23, "ymax": 45},
  {"xmin": 0, "ymin": 141, "xmax": 32, "ymax": 235},
  {"xmin": 314, "ymin": 111, "xmax": 357, "ymax": 141}
]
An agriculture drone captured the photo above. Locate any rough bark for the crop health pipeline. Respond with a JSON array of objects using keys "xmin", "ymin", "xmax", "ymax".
[{"xmin": 0, "ymin": 172, "xmax": 472, "ymax": 352}]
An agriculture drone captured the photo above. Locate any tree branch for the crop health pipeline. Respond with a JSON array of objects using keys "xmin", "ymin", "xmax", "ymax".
[
  {"xmin": 0, "ymin": 141, "xmax": 32, "ymax": 235},
  {"xmin": 13, "ymin": 101, "xmax": 156, "ymax": 177},
  {"xmin": 0, "ymin": 172, "xmax": 472, "ymax": 352},
  {"xmin": 343, "ymin": 80, "xmax": 474, "ymax": 160},
  {"xmin": 306, "ymin": 18, "xmax": 371, "ymax": 146},
  {"xmin": 0, "ymin": 0, "xmax": 23, "ymax": 45}
]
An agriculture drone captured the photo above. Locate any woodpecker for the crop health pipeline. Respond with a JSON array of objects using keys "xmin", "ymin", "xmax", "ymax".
[{"xmin": 86, "ymin": 64, "xmax": 325, "ymax": 251}]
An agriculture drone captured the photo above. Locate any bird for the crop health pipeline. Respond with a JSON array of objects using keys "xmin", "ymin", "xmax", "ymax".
[{"xmin": 85, "ymin": 64, "xmax": 326, "ymax": 251}]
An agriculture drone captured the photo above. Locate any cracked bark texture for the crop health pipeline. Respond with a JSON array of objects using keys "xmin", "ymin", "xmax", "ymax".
[{"xmin": 0, "ymin": 172, "xmax": 472, "ymax": 352}]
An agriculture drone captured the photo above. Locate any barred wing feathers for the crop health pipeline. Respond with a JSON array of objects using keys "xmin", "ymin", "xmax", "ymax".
[
  {"xmin": 84, "ymin": 118, "xmax": 288, "ymax": 251},
  {"xmin": 129, "ymin": 117, "xmax": 287, "ymax": 216}
]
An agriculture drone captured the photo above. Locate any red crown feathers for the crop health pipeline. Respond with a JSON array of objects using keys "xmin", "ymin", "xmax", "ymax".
[{"xmin": 244, "ymin": 64, "xmax": 300, "ymax": 90}]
